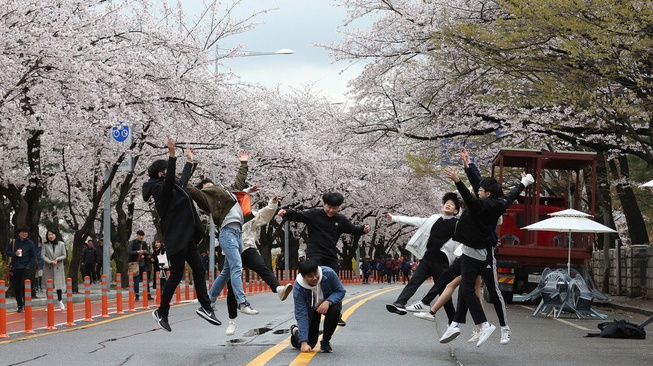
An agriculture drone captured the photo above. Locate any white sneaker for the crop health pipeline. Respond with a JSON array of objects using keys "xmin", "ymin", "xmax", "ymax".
[
  {"xmin": 238, "ymin": 302, "xmax": 259, "ymax": 315},
  {"xmin": 413, "ymin": 312, "xmax": 435, "ymax": 322},
  {"xmin": 406, "ymin": 301, "xmax": 429, "ymax": 312},
  {"xmin": 476, "ymin": 323, "xmax": 496, "ymax": 347},
  {"xmin": 277, "ymin": 284, "xmax": 292, "ymax": 301},
  {"xmin": 226, "ymin": 320, "xmax": 237, "ymax": 336},
  {"xmin": 58, "ymin": 300, "xmax": 66, "ymax": 311},
  {"xmin": 467, "ymin": 328, "xmax": 481, "ymax": 343},
  {"xmin": 500, "ymin": 327, "xmax": 511, "ymax": 344},
  {"xmin": 439, "ymin": 325, "xmax": 461, "ymax": 343}
]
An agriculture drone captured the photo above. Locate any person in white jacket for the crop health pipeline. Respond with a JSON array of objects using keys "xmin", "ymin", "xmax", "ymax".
[
  {"xmin": 385, "ymin": 192, "xmax": 461, "ymax": 323},
  {"xmin": 220, "ymin": 192, "xmax": 293, "ymax": 336}
]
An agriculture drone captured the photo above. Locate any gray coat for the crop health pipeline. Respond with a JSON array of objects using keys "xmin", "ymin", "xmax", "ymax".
[{"xmin": 42, "ymin": 241, "xmax": 67, "ymax": 290}]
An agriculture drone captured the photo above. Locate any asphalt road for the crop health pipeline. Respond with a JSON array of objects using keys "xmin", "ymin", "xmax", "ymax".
[{"xmin": 1, "ymin": 283, "xmax": 652, "ymax": 366}]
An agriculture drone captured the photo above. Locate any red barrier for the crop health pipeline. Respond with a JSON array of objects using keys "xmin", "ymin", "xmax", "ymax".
[
  {"xmin": 142, "ymin": 271, "xmax": 149, "ymax": 309},
  {"xmin": 155, "ymin": 271, "xmax": 161, "ymax": 307},
  {"xmin": 23, "ymin": 280, "xmax": 34, "ymax": 334},
  {"xmin": 83, "ymin": 276, "xmax": 93, "ymax": 322},
  {"xmin": 115, "ymin": 273, "xmax": 124, "ymax": 315},
  {"xmin": 184, "ymin": 271, "xmax": 190, "ymax": 301},
  {"xmin": 65, "ymin": 278, "xmax": 76, "ymax": 326},
  {"xmin": 128, "ymin": 272, "xmax": 135, "ymax": 312},
  {"xmin": 100, "ymin": 275, "xmax": 109, "ymax": 318},
  {"xmin": 0, "ymin": 280, "xmax": 9, "ymax": 338},
  {"xmin": 175, "ymin": 278, "xmax": 181, "ymax": 304},
  {"xmin": 45, "ymin": 279, "xmax": 56, "ymax": 330}
]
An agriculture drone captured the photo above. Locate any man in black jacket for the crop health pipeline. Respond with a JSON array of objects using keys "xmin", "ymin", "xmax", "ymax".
[
  {"xmin": 143, "ymin": 137, "xmax": 220, "ymax": 332},
  {"xmin": 439, "ymin": 166, "xmax": 534, "ymax": 347}
]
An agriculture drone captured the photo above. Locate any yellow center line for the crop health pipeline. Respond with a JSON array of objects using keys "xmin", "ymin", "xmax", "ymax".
[{"xmin": 246, "ymin": 286, "xmax": 401, "ymax": 366}]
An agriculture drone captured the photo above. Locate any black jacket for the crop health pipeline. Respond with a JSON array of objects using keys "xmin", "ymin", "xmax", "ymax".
[
  {"xmin": 142, "ymin": 157, "xmax": 203, "ymax": 255},
  {"xmin": 452, "ymin": 180, "xmax": 525, "ymax": 249}
]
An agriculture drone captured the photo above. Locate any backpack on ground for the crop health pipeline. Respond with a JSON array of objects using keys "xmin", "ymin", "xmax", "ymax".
[{"xmin": 586, "ymin": 319, "xmax": 646, "ymax": 339}]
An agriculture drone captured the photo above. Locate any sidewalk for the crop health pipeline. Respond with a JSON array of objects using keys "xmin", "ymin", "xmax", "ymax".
[
  {"xmin": 596, "ymin": 295, "xmax": 653, "ymax": 317},
  {"xmin": 3, "ymin": 281, "xmax": 159, "ymax": 311}
]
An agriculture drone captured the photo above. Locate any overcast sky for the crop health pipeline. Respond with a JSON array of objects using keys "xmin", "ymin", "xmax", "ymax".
[{"xmin": 184, "ymin": 0, "xmax": 370, "ymax": 103}]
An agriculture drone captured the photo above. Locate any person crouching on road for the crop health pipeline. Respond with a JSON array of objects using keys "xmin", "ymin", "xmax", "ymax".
[{"xmin": 290, "ymin": 259, "xmax": 345, "ymax": 353}]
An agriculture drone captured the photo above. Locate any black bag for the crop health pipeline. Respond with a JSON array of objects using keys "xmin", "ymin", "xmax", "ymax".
[{"xmin": 587, "ymin": 319, "xmax": 646, "ymax": 339}]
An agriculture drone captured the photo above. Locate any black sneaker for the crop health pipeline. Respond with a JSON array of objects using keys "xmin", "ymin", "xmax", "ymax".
[
  {"xmin": 337, "ymin": 314, "xmax": 346, "ymax": 327},
  {"xmin": 17, "ymin": 306, "xmax": 24, "ymax": 313},
  {"xmin": 152, "ymin": 309, "xmax": 171, "ymax": 332},
  {"xmin": 386, "ymin": 302, "xmax": 407, "ymax": 315},
  {"xmin": 196, "ymin": 306, "xmax": 222, "ymax": 326},
  {"xmin": 290, "ymin": 324, "xmax": 300, "ymax": 349},
  {"xmin": 320, "ymin": 340, "xmax": 332, "ymax": 353}
]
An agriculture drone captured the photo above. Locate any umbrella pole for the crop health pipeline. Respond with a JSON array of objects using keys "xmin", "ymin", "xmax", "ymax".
[{"xmin": 567, "ymin": 231, "xmax": 572, "ymax": 274}]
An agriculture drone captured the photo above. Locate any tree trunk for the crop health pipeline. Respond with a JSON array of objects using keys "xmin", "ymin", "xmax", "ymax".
[
  {"xmin": 608, "ymin": 155, "xmax": 649, "ymax": 244},
  {"xmin": 595, "ymin": 152, "xmax": 614, "ymax": 294}
]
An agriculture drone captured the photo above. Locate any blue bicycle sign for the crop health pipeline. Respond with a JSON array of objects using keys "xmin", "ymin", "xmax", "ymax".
[{"xmin": 112, "ymin": 122, "xmax": 130, "ymax": 143}]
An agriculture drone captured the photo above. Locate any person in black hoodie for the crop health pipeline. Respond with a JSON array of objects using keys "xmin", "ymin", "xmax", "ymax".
[
  {"xmin": 143, "ymin": 137, "xmax": 221, "ymax": 332},
  {"xmin": 439, "ymin": 166, "xmax": 534, "ymax": 347}
]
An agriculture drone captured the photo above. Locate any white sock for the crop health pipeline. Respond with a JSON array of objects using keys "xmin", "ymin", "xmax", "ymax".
[
  {"xmin": 501, "ymin": 326, "xmax": 510, "ymax": 331},
  {"xmin": 450, "ymin": 321, "xmax": 459, "ymax": 328}
]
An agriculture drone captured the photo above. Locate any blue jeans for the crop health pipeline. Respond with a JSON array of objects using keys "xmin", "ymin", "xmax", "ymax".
[{"xmin": 209, "ymin": 227, "xmax": 247, "ymax": 305}]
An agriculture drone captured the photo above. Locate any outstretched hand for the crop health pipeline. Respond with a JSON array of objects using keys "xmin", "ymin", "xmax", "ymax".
[
  {"xmin": 386, "ymin": 213, "xmax": 393, "ymax": 221},
  {"xmin": 186, "ymin": 146, "xmax": 194, "ymax": 162},
  {"xmin": 237, "ymin": 150, "xmax": 250, "ymax": 162},
  {"xmin": 444, "ymin": 166, "xmax": 460, "ymax": 182},
  {"xmin": 459, "ymin": 147, "xmax": 471, "ymax": 168},
  {"xmin": 167, "ymin": 137, "xmax": 175, "ymax": 157},
  {"xmin": 277, "ymin": 209, "xmax": 286, "ymax": 217}
]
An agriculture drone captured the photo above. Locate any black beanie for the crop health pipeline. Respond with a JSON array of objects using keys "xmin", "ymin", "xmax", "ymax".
[{"xmin": 148, "ymin": 159, "xmax": 168, "ymax": 179}]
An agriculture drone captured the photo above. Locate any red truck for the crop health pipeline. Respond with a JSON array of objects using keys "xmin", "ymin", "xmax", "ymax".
[{"xmin": 487, "ymin": 149, "xmax": 598, "ymax": 303}]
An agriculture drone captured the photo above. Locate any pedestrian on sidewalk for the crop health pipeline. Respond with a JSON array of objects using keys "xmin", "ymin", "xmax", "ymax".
[
  {"xmin": 385, "ymin": 192, "xmax": 461, "ymax": 321},
  {"xmin": 6, "ymin": 227, "xmax": 36, "ymax": 313},
  {"xmin": 278, "ymin": 191, "xmax": 370, "ymax": 326},
  {"xmin": 290, "ymin": 259, "xmax": 345, "ymax": 353},
  {"xmin": 143, "ymin": 137, "xmax": 220, "ymax": 332},
  {"xmin": 185, "ymin": 150, "xmax": 258, "ymax": 316},
  {"xmin": 127, "ymin": 230, "xmax": 152, "ymax": 301},
  {"xmin": 82, "ymin": 239, "xmax": 97, "ymax": 283},
  {"xmin": 42, "ymin": 228, "xmax": 67, "ymax": 310}
]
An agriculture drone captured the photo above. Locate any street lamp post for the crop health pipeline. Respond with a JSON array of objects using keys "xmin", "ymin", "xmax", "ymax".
[{"xmin": 208, "ymin": 47, "xmax": 294, "ymax": 282}]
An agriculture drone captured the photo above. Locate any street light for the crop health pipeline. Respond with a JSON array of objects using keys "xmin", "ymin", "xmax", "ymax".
[{"xmin": 208, "ymin": 46, "xmax": 294, "ymax": 281}]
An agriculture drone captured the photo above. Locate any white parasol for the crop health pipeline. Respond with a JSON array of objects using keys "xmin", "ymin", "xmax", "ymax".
[
  {"xmin": 522, "ymin": 208, "xmax": 617, "ymax": 273},
  {"xmin": 640, "ymin": 180, "xmax": 653, "ymax": 188}
]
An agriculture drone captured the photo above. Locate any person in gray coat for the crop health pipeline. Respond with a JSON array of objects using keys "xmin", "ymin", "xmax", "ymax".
[{"xmin": 42, "ymin": 229, "xmax": 67, "ymax": 310}]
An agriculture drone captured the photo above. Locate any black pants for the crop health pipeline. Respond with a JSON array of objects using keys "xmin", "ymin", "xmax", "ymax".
[
  {"xmin": 226, "ymin": 248, "xmax": 281, "ymax": 319},
  {"xmin": 12, "ymin": 268, "xmax": 28, "ymax": 308},
  {"xmin": 395, "ymin": 258, "xmax": 455, "ymax": 322},
  {"xmin": 95, "ymin": 263, "xmax": 102, "ymax": 282},
  {"xmin": 420, "ymin": 257, "xmax": 462, "ymax": 305},
  {"xmin": 451, "ymin": 250, "xmax": 508, "ymax": 327},
  {"xmin": 300, "ymin": 302, "xmax": 342, "ymax": 348},
  {"xmin": 158, "ymin": 244, "xmax": 210, "ymax": 317},
  {"xmin": 308, "ymin": 255, "xmax": 339, "ymax": 274},
  {"xmin": 454, "ymin": 254, "xmax": 487, "ymax": 325},
  {"xmin": 83, "ymin": 263, "xmax": 95, "ymax": 282}
]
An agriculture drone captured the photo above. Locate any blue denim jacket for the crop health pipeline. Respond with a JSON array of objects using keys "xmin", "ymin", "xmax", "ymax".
[{"xmin": 293, "ymin": 266, "xmax": 345, "ymax": 343}]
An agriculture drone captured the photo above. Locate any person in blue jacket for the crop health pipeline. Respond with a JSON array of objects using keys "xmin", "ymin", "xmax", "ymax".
[{"xmin": 290, "ymin": 259, "xmax": 345, "ymax": 353}]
